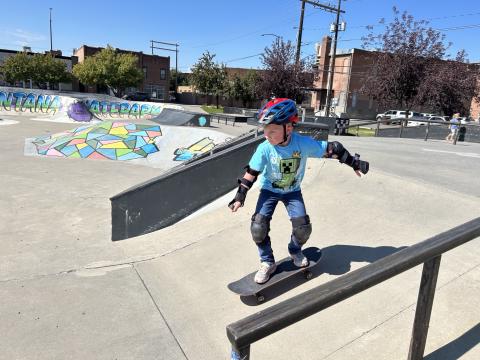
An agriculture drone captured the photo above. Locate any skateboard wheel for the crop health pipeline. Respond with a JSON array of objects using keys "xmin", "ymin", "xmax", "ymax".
[
  {"xmin": 304, "ymin": 271, "xmax": 313, "ymax": 280},
  {"xmin": 256, "ymin": 294, "xmax": 265, "ymax": 303}
]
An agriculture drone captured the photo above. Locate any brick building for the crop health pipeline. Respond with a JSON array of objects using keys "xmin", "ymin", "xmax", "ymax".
[
  {"xmin": 0, "ymin": 48, "xmax": 79, "ymax": 91},
  {"xmin": 311, "ymin": 36, "xmax": 380, "ymax": 119},
  {"xmin": 73, "ymin": 45, "xmax": 170, "ymax": 101},
  {"xmin": 312, "ymin": 36, "xmax": 480, "ymax": 120}
]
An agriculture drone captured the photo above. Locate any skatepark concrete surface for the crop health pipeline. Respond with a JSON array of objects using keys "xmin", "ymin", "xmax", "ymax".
[{"xmin": 1, "ymin": 114, "xmax": 479, "ymax": 359}]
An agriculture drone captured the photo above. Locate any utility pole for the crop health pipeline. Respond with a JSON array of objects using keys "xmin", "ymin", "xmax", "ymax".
[
  {"xmin": 294, "ymin": 0, "xmax": 345, "ymax": 115},
  {"xmin": 150, "ymin": 40, "xmax": 179, "ymax": 95},
  {"xmin": 49, "ymin": 8, "xmax": 53, "ymax": 51},
  {"xmin": 295, "ymin": 0, "xmax": 306, "ymax": 65},
  {"xmin": 324, "ymin": 0, "xmax": 342, "ymax": 117},
  {"xmin": 295, "ymin": 0, "xmax": 344, "ymax": 65}
]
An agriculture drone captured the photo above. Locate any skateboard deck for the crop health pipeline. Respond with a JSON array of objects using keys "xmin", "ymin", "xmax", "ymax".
[{"xmin": 228, "ymin": 247, "xmax": 323, "ymax": 303}]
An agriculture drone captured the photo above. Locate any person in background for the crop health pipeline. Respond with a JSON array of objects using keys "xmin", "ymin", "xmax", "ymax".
[{"xmin": 446, "ymin": 113, "xmax": 460, "ymax": 142}]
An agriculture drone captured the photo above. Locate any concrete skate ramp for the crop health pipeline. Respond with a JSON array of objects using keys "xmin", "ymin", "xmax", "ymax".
[
  {"xmin": 110, "ymin": 134, "xmax": 263, "ymax": 241},
  {"xmin": 149, "ymin": 108, "xmax": 210, "ymax": 127},
  {"xmin": 110, "ymin": 122, "xmax": 329, "ymax": 240}
]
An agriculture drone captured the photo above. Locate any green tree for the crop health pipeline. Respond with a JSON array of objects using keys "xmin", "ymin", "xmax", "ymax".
[
  {"xmin": 417, "ymin": 50, "xmax": 480, "ymax": 117},
  {"xmin": 240, "ymin": 70, "xmax": 260, "ymax": 107},
  {"xmin": 0, "ymin": 51, "xmax": 33, "ymax": 84},
  {"xmin": 73, "ymin": 46, "xmax": 143, "ymax": 97},
  {"xmin": 190, "ymin": 51, "xmax": 227, "ymax": 107},
  {"xmin": 72, "ymin": 55, "xmax": 101, "ymax": 88},
  {"xmin": 169, "ymin": 69, "xmax": 190, "ymax": 91},
  {"xmin": 259, "ymin": 38, "xmax": 313, "ymax": 102},
  {"xmin": 30, "ymin": 54, "xmax": 70, "ymax": 89},
  {"xmin": 0, "ymin": 52, "xmax": 71, "ymax": 89},
  {"xmin": 361, "ymin": 7, "xmax": 448, "ymax": 115},
  {"xmin": 227, "ymin": 71, "xmax": 260, "ymax": 107}
]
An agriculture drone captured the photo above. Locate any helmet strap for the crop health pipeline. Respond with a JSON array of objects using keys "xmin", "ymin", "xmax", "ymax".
[{"xmin": 276, "ymin": 124, "xmax": 289, "ymax": 146}]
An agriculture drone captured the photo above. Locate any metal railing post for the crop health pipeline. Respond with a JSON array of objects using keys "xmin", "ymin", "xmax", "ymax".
[
  {"xmin": 231, "ymin": 345, "xmax": 250, "ymax": 360},
  {"xmin": 399, "ymin": 119, "xmax": 405, "ymax": 138},
  {"xmin": 227, "ymin": 218, "xmax": 480, "ymax": 360},
  {"xmin": 424, "ymin": 122, "xmax": 430, "ymax": 141},
  {"xmin": 408, "ymin": 255, "xmax": 442, "ymax": 360}
]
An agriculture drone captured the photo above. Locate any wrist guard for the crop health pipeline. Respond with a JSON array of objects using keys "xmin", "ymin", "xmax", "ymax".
[
  {"xmin": 326, "ymin": 141, "xmax": 369, "ymax": 174},
  {"xmin": 228, "ymin": 179, "xmax": 251, "ymax": 209}
]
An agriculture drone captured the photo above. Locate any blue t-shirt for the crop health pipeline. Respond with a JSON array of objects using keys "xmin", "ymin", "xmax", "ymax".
[
  {"xmin": 248, "ymin": 132, "xmax": 327, "ymax": 193},
  {"xmin": 451, "ymin": 118, "xmax": 459, "ymax": 130}
]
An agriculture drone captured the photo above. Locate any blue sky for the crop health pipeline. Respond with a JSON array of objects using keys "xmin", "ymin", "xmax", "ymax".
[{"xmin": 1, "ymin": 0, "xmax": 479, "ymax": 71}]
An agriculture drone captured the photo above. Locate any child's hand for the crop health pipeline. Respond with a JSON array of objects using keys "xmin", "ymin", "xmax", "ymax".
[
  {"xmin": 327, "ymin": 148, "xmax": 338, "ymax": 159},
  {"xmin": 230, "ymin": 201, "xmax": 242, "ymax": 212}
]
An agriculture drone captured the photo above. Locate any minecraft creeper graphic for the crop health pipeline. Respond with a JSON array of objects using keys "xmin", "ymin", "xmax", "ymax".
[{"xmin": 272, "ymin": 157, "xmax": 301, "ymax": 189}]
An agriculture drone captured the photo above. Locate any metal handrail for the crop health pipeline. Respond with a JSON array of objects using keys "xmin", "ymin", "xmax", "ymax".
[
  {"xmin": 227, "ymin": 217, "xmax": 480, "ymax": 359},
  {"xmin": 345, "ymin": 118, "xmax": 480, "ymax": 129},
  {"xmin": 343, "ymin": 118, "xmax": 479, "ymax": 144}
]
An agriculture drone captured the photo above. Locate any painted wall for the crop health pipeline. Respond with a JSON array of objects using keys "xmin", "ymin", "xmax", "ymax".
[{"xmin": 0, "ymin": 87, "xmax": 182, "ymax": 122}]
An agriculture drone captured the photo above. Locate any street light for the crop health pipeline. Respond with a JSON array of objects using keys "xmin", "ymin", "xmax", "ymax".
[
  {"xmin": 49, "ymin": 8, "xmax": 53, "ymax": 51},
  {"xmin": 261, "ymin": 33, "xmax": 281, "ymax": 40}
]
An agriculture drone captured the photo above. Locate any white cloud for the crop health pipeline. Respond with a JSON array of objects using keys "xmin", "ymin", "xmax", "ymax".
[{"xmin": 2, "ymin": 29, "xmax": 47, "ymax": 44}]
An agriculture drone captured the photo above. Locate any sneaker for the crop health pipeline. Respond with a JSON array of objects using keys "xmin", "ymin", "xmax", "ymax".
[
  {"xmin": 289, "ymin": 251, "xmax": 309, "ymax": 267},
  {"xmin": 254, "ymin": 262, "xmax": 277, "ymax": 284}
]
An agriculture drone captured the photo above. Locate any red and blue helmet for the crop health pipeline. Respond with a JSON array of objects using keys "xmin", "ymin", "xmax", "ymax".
[{"xmin": 257, "ymin": 98, "xmax": 299, "ymax": 125}]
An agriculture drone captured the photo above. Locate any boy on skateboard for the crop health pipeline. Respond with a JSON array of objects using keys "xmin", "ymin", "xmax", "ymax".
[{"xmin": 229, "ymin": 98, "xmax": 369, "ymax": 284}]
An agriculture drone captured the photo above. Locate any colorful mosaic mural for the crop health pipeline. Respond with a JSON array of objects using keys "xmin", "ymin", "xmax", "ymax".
[
  {"xmin": 173, "ymin": 137, "xmax": 215, "ymax": 161},
  {"xmin": 32, "ymin": 121, "xmax": 162, "ymax": 160}
]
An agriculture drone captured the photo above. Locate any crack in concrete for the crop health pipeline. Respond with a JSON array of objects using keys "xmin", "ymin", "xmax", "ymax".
[
  {"xmin": 133, "ymin": 265, "xmax": 189, "ymax": 360},
  {"xmin": 0, "ymin": 242, "xmax": 197, "ymax": 284}
]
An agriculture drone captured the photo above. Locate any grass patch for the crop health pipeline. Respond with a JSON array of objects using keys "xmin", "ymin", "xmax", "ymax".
[
  {"xmin": 347, "ymin": 127, "xmax": 376, "ymax": 137},
  {"xmin": 201, "ymin": 105, "xmax": 224, "ymax": 114}
]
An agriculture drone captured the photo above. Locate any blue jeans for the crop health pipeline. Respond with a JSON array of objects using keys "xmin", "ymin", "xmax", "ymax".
[{"xmin": 253, "ymin": 189, "xmax": 308, "ymax": 263}]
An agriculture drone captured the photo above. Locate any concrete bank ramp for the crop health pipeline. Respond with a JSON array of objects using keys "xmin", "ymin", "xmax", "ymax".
[
  {"xmin": 110, "ymin": 123, "xmax": 329, "ymax": 240},
  {"xmin": 150, "ymin": 108, "xmax": 211, "ymax": 127}
]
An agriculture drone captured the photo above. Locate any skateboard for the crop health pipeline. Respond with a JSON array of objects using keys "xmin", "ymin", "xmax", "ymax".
[{"xmin": 228, "ymin": 247, "xmax": 323, "ymax": 303}]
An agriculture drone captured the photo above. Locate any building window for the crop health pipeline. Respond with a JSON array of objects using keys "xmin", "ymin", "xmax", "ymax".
[
  {"xmin": 144, "ymin": 84, "xmax": 165, "ymax": 100},
  {"xmin": 143, "ymin": 66, "xmax": 148, "ymax": 80},
  {"xmin": 160, "ymin": 69, "xmax": 166, "ymax": 80}
]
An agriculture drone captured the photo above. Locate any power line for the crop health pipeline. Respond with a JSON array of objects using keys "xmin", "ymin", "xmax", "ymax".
[
  {"xmin": 435, "ymin": 23, "xmax": 480, "ymax": 31},
  {"xmin": 301, "ymin": 22, "xmax": 480, "ymax": 47},
  {"xmin": 188, "ymin": 4, "xmax": 326, "ymax": 50},
  {"xmin": 224, "ymin": 53, "xmax": 263, "ymax": 64},
  {"xmin": 299, "ymin": 10, "xmax": 480, "ymax": 31}
]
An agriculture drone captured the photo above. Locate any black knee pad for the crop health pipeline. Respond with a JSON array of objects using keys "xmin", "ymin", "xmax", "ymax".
[
  {"xmin": 291, "ymin": 215, "xmax": 312, "ymax": 245},
  {"xmin": 250, "ymin": 213, "xmax": 270, "ymax": 244}
]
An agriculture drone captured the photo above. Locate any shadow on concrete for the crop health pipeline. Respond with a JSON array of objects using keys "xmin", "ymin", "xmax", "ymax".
[
  {"xmin": 424, "ymin": 323, "xmax": 480, "ymax": 360},
  {"xmin": 319, "ymin": 244, "xmax": 408, "ymax": 275},
  {"xmin": 239, "ymin": 244, "xmax": 406, "ymax": 306}
]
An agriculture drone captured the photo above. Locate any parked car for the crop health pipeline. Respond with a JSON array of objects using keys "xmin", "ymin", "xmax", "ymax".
[
  {"xmin": 122, "ymin": 92, "xmax": 150, "ymax": 101},
  {"xmin": 376, "ymin": 110, "xmax": 404, "ymax": 121},
  {"xmin": 407, "ymin": 116, "xmax": 446, "ymax": 127},
  {"xmin": 458, "ymin": 117, "xmax": 473, "ymax": 124},
  {"xmin": 376, "ymin": 110, "xmax": 422, "ymax": 124}
]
